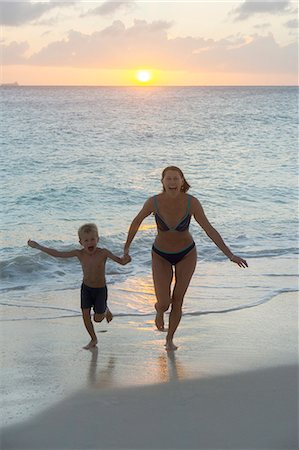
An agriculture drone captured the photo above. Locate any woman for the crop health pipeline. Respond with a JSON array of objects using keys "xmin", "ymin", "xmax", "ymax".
[{"xmin": 124, "ymin": 166, "xmax": 247, "ymax": 351}]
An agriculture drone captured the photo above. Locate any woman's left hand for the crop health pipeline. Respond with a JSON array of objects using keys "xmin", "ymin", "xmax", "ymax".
[{"xmin": 230, "ymin": 254, "xmax": 248, "ymax": 268}]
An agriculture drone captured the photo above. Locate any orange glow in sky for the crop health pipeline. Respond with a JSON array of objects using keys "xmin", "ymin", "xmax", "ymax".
[{"xmin": 1, "ymin": 1, "xmax": 297, "ymax": 86}]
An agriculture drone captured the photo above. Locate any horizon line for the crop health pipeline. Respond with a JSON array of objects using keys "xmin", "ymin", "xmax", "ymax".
[{"xmin": 1, "ymin": 84, "xmax": 298, "ymax": 88}]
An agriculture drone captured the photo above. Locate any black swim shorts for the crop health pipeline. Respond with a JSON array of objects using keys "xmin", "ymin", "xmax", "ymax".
[{"xmin": 81, "ymin": 283, "xmax": 107, "ymax": 314}]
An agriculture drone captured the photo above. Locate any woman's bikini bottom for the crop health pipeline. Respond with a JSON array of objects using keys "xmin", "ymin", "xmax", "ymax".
[{"xmin": 152, "ymin": 241, "xmax": 195, "ymax": 266}]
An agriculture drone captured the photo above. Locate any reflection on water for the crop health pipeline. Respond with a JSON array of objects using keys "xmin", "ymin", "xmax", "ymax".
[
  {"xmin": 85, "ymin": 345, "xmax": 189, "ymax": 389},
  {"xmin": 87, "ymin": 348, "xmax": 117, "ymax": 388},
  {"xmin": 112, "ymin": 274, "xmax": 156, "ymax": 314},
  {"xmin": 83, "ymin": 311, "xmax": 199, "ymax": 390},
  {"xmin": 158, "ymin": 351, "xmax": 187, "ymax": 382}
]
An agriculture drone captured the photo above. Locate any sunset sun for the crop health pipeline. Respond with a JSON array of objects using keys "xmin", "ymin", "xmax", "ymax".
[{"xmin": 136, "ymin": 70, "xmax": 152, "ymax": 84}]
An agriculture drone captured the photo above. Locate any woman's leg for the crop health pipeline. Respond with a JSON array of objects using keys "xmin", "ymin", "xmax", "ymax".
[
  {"xmin": 166, "ymin": 247, "xmax": 197, "ymax": 350},
  {"xmin": 152, "ymin": 251, "xmax": 174, "ymax": 330}
]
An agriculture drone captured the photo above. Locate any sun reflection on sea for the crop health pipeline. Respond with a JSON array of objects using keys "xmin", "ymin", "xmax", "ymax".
[
  {"xmin": 157, "ymin": 352, "xmax": 187, "ymax": 382},
  {"xmin": 110, "ymin": 274, "xmax": 155, "ymax": 315},
  {"xmin": 139, "ymin": 223, "xmax": 156, "ymax": 231}
]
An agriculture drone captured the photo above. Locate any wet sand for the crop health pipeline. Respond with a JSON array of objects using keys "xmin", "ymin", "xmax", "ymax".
[{"xmin": 1, "ymin": 291, "xmax": 298, "ymax": 449}]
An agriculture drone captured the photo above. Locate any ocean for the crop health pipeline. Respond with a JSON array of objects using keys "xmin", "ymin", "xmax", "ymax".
[{"xmin": 1, "ymin": 86, "xmax": 298, "ymax": 321}]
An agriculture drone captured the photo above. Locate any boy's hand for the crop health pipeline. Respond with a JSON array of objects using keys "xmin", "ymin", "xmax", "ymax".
[{"xmin": 28, "ymin": 239, "xmax": 39, "ymax": 249}]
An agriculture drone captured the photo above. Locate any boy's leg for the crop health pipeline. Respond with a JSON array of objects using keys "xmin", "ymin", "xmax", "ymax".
[
  {"xmin": 81, "ymin": 308, "xmax": 98, "ymax": 349},
  {"xmin": 94, "ymin": 309, "xmax": 113, "ymax": 323},
  {"xmin": 94, "ymin": 312, "xmax": 105, "ymax": 322},
  {"xmin": 106, "ymin": 308, "xmax": 113, "ymax": 323},
  {"xmin": 93, "ymin": 286, "xmax": 113, "ymax": 324}
]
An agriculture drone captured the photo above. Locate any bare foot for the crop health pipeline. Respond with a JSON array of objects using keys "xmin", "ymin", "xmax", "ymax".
[
  {"xmin": 165, "ymin": 340, "xmax": 178, "ymax": 351},
  {"xmin": 155, "ymin": 311, "xmax": 165, "ymax": 331},
  {"xmin": 83, "ymin": 339, "xmax": 97, "ymax": 350},
  {"xmin": 106, "ymin": 308, "xmax": 113, "ymax": 323}
]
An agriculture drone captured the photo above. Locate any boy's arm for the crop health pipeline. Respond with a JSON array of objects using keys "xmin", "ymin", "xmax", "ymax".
[
  {"xmin": 28, "ymin": 239, "xmax": 80, "ymax": 259},
  {"xmin": 104, "ymin": 249, "xmax": 131, "ymax": 265}
]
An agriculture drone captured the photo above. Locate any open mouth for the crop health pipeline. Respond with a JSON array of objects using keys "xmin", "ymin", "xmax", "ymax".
[{"xmin": 88, "ymin": 246, "xmax": 95, "ymax": 252}]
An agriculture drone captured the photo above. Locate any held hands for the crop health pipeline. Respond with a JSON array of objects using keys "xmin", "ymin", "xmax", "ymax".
[
  {"xmin": 230, "ymin": 254, "xmax": 248, "ymax": 268},
  {"xmin": 121, "ymin": 254, "xmax": 131, "ymax": 265}
]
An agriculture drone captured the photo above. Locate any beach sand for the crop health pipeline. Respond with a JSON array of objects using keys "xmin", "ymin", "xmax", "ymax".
[{"xmin": 1, "ymin": 291, "xmax": 298, "ymax": 449}]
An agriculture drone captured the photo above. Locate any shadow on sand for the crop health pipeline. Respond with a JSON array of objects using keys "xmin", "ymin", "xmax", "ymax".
[{"xmin": 1, "ymin": 364, "xmax": 298, "ymax": 449}]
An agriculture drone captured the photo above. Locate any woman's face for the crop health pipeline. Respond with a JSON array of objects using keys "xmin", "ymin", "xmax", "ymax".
[{"xmin": 162, "ymin": 170, "xmax": 183, "ymax": 194}]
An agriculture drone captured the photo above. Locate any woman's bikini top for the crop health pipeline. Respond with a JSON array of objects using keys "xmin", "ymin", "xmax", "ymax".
[{"xmin": 154, "ymin": 195, "xmax": 191, "ymax": 232}]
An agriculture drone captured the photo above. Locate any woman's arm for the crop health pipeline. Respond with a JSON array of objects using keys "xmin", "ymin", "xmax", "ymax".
[
  {"xmin": 124, "ymin": 198, "xmax": 154, "ymax": 255},
  {"xmin": 28, "ymin": 239, "xmax": 80, "ymax": 259},
  {"xmin": 192, "ymin": 199, "xmax": 248, "ymax": 268}
]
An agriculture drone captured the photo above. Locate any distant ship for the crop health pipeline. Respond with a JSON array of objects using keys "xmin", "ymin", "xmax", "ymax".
[{"xmin": 1, "ymin": 82, "xmax": 19, "ymax": 87}]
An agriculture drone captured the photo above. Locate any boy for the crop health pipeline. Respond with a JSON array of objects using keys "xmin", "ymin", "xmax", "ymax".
[{"xmin": 28, "ymin": 223, "xmax": 131, "ymax": 349}]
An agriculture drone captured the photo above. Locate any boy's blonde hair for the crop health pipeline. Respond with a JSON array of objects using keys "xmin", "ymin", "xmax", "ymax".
[{"xmin": 78, "ymin": 223, "xmax": 99, "ymax": 239}]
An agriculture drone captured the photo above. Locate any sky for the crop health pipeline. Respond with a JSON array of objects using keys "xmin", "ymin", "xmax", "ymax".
[{"xmin": 1, "ymin": 1, "xmax": 298, "ymax": 85}]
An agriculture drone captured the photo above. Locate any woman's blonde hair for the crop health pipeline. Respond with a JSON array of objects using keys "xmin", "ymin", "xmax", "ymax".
[
  {"xmin": 78, "ymin": 223, "xmax": 99, "ymax": 239},
  {"xmin": 161, "ymin": 166, "xmax": 191, "ymax": 193}
]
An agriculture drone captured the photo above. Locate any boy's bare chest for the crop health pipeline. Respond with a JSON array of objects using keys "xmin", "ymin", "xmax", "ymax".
[{"xmin": 80, "ymin": 253, "xmax": 106, "ymax": 271}]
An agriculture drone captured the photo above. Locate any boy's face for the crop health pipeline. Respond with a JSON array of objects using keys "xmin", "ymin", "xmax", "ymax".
[{"xmin": 79, "ymin": 231, "xmax": 99, "ymax": 254}]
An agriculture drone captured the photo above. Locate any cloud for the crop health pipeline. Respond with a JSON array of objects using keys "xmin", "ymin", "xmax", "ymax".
[
  {"xmin": 193, "ymin": 34, "xmax": 297, "ymax": 74},
  {"xmin": 27, "ymin": 19, "xmax": 175, "ymax": 68},
  {"xmin": 0, "ymin": 2, "xmax": 61, "ymax": 26},
  {"xmin": 1, "ymin": 41, "xmax": 30, "ymax": 63},
  {"xmin": 284, "ymin": 18, "xmax": 298, "ymax": 28},
  {"xmin": 85, "ymin": 0, "xmax": 134, "ymax": 17},
  {"xmin": 0, "ymin": 1, "xmax": 77, "ymax": 26},
  {"xmin": 1, "ymin": 20, "xmax": 297, "ymax": 76},
  {"xmin": 254, "ymin": 23, "xmax": 271, "ymax": 30},
  {"xmin": 232, "ymin": 0, "xmax": 291, "ymax": 21}
]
